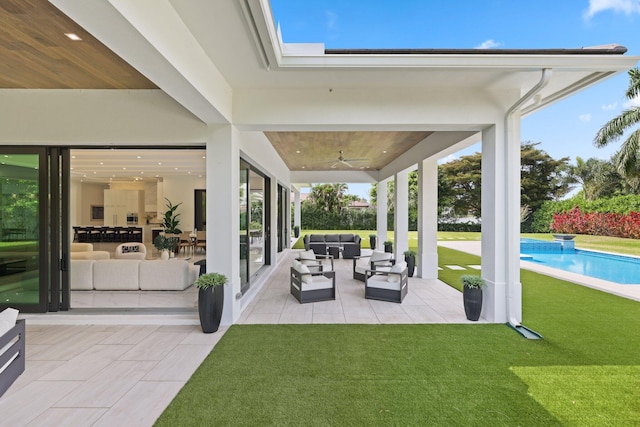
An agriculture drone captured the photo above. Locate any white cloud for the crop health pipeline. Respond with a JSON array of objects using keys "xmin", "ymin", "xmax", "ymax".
[
  {"xmin": 584, "ymin": 0, "xmax": 640, "ymax": 19},
  {"xmin": 325, "ymin": 10, "xmax": 338, "ymax": 30},
  {"xmin": 579, "ymin": 113, "xmax": 593, "ymax": 122},
  {"xmin": 438, "ymin": 154, "xmax": 458, "ymax": 164},
  {"xmin": 601, "ymin": 102, "xmax": 618, "ymax": 110},
  {"xmin": 476, "ymin": 39, "xmax": 501, "ymax": 49},
  {"xmin": 624, "ymin": 95, "xmax": 640, "ymax": 108}
]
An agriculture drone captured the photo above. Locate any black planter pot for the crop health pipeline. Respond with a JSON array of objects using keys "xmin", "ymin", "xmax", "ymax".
[
  {"xmin": 405, "ymin": 255, "xmax": 415, "ymax": 277},
  {"xmin": 463, "ymin": 286, "xmax": 483, "ymax": 321},
  {"xmin": 369, "ymin": 236, "xmax": 376, "ymax": 250},
  {"xmin": 198, "ymin": 285, "xmax": 224, "ymax": 333},
  {"xmin": 384, "ymin": 243, "xmax": 393, "ymax": 253}
]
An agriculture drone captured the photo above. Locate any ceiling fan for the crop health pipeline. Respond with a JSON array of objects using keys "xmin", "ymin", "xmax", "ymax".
[{"xmin": 330, "ymin": 150, "xmax": 367, "ymax": 168}]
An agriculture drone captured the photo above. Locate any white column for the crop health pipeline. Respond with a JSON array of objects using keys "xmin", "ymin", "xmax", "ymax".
[
  {"xmin": 376, "ymin": 180, "xmax": 388, "ymax": 251},
  {"xmin": 394, "ymin": 169, "xmax": 409, "ymax": 261},
  {"xmin": 269, "ymin": 178, "xmax": 278, "ymax": 262},
  {"xmin": 481, "ymin": 123, "xmax": 514, "ymax": 323},
  {"xmin": 417, "ymin": 158, "xmax": 438, "ymax": 279},
  {"xmin": 206, "ymin": 124, "xmax": 241, "ymax": 325},
  {"xmin": 293, "ymin": 189, "xmax": 301, "ymax": 234}
]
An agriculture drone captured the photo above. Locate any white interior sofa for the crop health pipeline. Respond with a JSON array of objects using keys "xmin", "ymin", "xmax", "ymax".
[
  {"xmin": 71, "ymin": 259, "xmax": 199, "ymax": 291},
  {"xmin": 70, "ymin": 243, "xmax": 110, "ymax": 260}
]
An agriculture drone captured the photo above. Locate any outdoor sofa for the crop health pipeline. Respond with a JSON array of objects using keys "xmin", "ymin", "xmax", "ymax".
[{"xmin": 302, "ymin": 233, "xmax": 361, "ymax": 259}]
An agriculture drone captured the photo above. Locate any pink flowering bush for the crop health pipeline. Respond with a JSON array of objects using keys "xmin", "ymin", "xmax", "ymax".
[{"xmin": 551, "ymin": 207, "xmax": 640, "ymax": 239}]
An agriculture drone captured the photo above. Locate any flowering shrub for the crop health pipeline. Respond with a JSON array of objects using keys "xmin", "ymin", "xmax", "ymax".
[{"xmin": 551, "ymin": 207, "xmax": 640, "ymax": 239}]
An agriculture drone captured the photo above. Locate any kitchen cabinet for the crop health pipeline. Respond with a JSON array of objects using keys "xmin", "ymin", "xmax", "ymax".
[{"xmin": 104, "ymin": 190, "xmax": 143, "ymax": 226}]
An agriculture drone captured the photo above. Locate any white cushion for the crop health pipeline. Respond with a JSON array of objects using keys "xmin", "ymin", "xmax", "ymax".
[
  {"xmin": 0, "ymin": 308, "xmax": 20, "ymax": 376},
  {"xmin": 306, "ymin": 275, "xmax": 333, "ymax": 290},
  {"xmin": 292, "ymin": 260, "xmax": 312, "ymax": 284},
  {"xmin": 388, "ymin": 261, "xmax": 407, "ymax": 283},
  {"xmin": 299, "ymin": 250, "xmax": 316, "ymax": 262},
  {"xmin": 93, "ymin": 260, "xmax": 141, "ymax": 290},
  {"xmin": 368, "ymin": 277, "xmax": 405, "ymax": 291},
  {"xmin": 0, "ymin": 308, "xmax": 19, "ymax": 338},
  {"xmin": 70, "ymin": 259, "xmax": 95, "ymax": 290},
  {"xmin": 71, "ymin": 243, "xmax": 93, "ymax": 252},
  {"xmin": 139, "ymin": 260, "xmax": 190, "ymax": 290},
  {"xmin": 71, "ymin": 251, "xmax": 110, "ymax": 260},
  {"xmin": 370, "ymin": 251, "xmax": 391, "ymax": 262}
]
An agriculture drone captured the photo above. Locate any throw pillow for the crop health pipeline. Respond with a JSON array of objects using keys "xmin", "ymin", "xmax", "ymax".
[
  {"xmin": 299, "ymin": 263, "xmax": 312, "ymax": 284},
  {"xmin": 0, "ymin": 308, "xmax": 19, "ymax": 337},
  {"xmin": 299, "ymin": 250, "xmax": 316, "ymax": 266},
  {"xmin": 387, "ymin": 262, "xmax": 406, "ymax": 283},
  {"xmin": 121, "ymin": 245, "xmax": 139, "ymax": 253},
  {"xmin": 370, "ymin": 251, "xmax": 391, "ymax": 262}
]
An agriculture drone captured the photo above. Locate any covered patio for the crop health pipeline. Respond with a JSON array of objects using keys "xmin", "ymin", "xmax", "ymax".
[{"xmin": 240, "ymin": 249, "xmax": 480, "ymax": 324}]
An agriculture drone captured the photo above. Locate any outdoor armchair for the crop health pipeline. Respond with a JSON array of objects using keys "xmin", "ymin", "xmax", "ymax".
[
  {"xmin": 290, "ymin": 260, "xmax": 336, "ymax": 303},
  {"xmin": 365, "ymin": 261, "xmax": 408, "ymax": 303},
  {"xmin": 352, "ymin": 251, "xmax": 395, "ymax": 282}
]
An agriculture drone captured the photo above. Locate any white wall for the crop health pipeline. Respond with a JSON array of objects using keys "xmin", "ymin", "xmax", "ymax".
[
  {"xmin": 79, "ymin": 182, "xmax": 109, "ymax": 225},
  {"xmin": 162, "ymin": 175, "xmax": 206, "ymax": 233}
]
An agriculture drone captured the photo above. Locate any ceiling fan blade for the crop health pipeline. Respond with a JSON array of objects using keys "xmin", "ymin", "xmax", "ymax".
[
  {"xmin": 330, "ymin": 162, "xmax": 339, "ymax": 169},
  {"xmin": 341, "ymin": 160, "xmax": 354, "ymax": 168}
]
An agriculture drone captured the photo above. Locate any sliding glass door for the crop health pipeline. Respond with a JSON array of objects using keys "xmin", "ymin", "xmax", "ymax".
[
  {"xmin": 239, "ymin": 159, "xmax": 270, "ymax": 294},
  {"xmin": 0, "ymin": 147, "xmax": 70, "ymax": 313}
]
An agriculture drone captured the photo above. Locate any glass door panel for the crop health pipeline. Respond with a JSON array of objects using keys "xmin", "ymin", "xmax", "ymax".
[
  {"xmin": 0, "ymin": 150, "xmax": 46, "ymax": 312},
  {"xmin": 248, "ymin": 169, "xmax": 264, "ymax": 278}
]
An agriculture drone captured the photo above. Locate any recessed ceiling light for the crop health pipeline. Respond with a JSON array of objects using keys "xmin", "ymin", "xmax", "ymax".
[
  {"xmin": 383, "ymin": 150, "xmax": 387, "ymax": 154},
  {"xmin": 71, "ymin": 155, "xmax": 76, "ymax": 159},
  {"xmin": 137, "ymin": 156, "xmax": 141, "ymax": 159},
  {"xmin": 174, "ymin": 167, "xmax": 178, "ymax": 170},
  {"xmin": 158, "ymin": 162, "xmax": 162, "ymax": 165},
  {"xmin": 64, "ymin": 33, "xmax": 82, "ymax": 41},
  {"xmin": 302, "ymin": 166, "xmax": 306, "ymax": 169},
  {"xmin": 100, "ymin": 162, "xmax": 104, "ymax": 165},
  {"xmin": 140, "ymin": 171, "xmax": 144, "ymax": 174},
  {"xmin": 296, "ymin": 150, "xmax": 301, "ymax": 154},
  {"xmin": 3, "ymin": 155, "xmax": 8, "ymax": 158},
  {"xmin": 202, "ymin": 156, "xmax": 206, "ymax": 159},
  {"xmin": 122, "ymin": 167, "xmax": 126, "ymax": 170}
]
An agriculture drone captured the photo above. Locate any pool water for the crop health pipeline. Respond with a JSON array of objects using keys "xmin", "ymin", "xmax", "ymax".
[{"xmin": 520, "ymin": 240, "xmax": 640, "ymax": 285}]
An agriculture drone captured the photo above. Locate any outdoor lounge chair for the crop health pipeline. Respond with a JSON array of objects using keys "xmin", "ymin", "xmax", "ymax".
[
  {"xmin": 365, "ymin": 261, "xmax": 408, "ymax": 303},
  {"xmin": 290, "ymin": 260, "xmax": 336, "ymax": 303},
  {"xmin": 352, "ymin": 251, "xmax": 394, "ymax": 282}
]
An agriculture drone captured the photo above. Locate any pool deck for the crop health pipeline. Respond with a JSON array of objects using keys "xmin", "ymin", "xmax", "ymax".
[{"xmin": 438, "ymin": 240, "xmax": 640, "ymax": 302}]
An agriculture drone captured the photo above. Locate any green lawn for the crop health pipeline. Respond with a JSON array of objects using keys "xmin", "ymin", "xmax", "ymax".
[{"xmin": 157, "ymin": 245, "xmax": 640, "ymax": 426}]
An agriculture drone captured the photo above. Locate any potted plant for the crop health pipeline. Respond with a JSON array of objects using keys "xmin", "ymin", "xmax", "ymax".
[
  {"xmin": 163, "ymin": 198, "xmax": 183, "ymax": 235},
  {"xmin": 153, "ymin": 235, "xmax": 179, "ymax": 260},
  {"xmin": 404, "ymin": 250, "xmax": 416, "ymax": 277},
  {"xmin": 384, "ymin": 240, "xmax": 393, "ymax": 253},
  {"xmin": 369, "ymin": 234, "xmax": 376, "ymax": 250},
  {"xmin": 460, "ymin": 274, "xmax": 486, "ymax": 321},
  {"xmin": 195, "ymin": 272, "xmax": 227, "ymax": 333}
]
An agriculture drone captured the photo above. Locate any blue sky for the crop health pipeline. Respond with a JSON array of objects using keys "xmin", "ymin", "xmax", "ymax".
[{"xmin": 271, "ymin": 0, "xmax": 640, "ymax": 199}]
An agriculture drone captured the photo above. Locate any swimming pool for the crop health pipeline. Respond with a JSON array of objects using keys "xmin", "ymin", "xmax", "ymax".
[{"xmin": 520, "ymin": 239, "xmax": 640, "ymax": 284}]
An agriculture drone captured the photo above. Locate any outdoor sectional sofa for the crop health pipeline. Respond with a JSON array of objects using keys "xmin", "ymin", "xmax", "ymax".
[
  {"xmin": 70, "ymin": 259, "xmax": 199, "ymax": 291},
  {"xmin": 302, "ymin": 233, "xmax": 361, "ymax": 259},
  {"xmin": 0, "ymin": 308, "xmax": 25, "ymax": 397}
]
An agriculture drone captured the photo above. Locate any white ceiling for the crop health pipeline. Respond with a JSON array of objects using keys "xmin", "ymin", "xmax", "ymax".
[{"xmin": 70, "ymin": 148, "xmax": 206, "ymax": 183}]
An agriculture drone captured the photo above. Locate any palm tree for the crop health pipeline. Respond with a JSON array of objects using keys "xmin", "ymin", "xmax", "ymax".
[{"xmin": 594, "ymin": 67, "xmax": 640, "ymax": 176}]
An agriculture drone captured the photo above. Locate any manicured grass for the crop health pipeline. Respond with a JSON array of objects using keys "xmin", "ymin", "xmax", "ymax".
[{"xmin": 157, "ymin": 246, "xmax": 640, "ymax": 426}]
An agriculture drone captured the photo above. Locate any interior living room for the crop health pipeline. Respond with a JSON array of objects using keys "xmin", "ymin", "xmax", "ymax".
[{"xmin": 68, "ymin": 148, "xmax": 206, "ymax": 310}]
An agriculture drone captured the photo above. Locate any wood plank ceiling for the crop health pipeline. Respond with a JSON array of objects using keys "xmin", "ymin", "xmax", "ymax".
[
  {"xmin": 0, "ymin": 0, "xmax": 155, "ymax": 89},
  {"xmin": 265, "ymin": 131, "xmax": 433, "ymax": 171}
]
